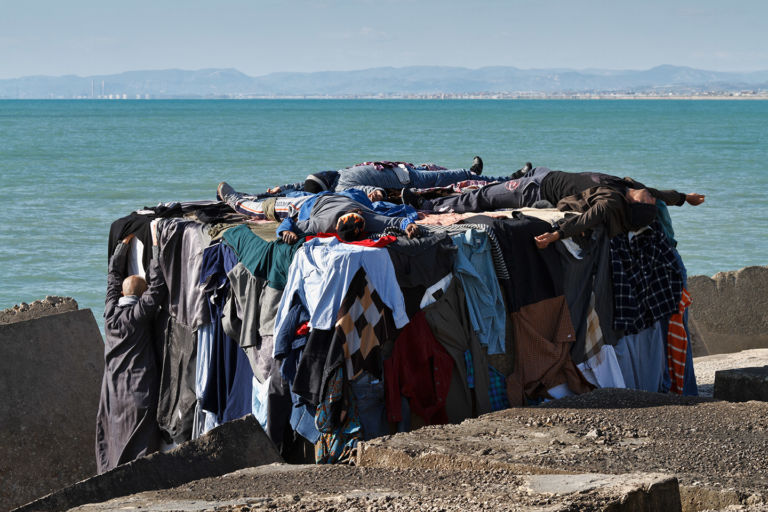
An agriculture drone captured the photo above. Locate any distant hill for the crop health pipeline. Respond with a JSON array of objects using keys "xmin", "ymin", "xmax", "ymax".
[{"xmin": 2, "ymin": 65, "xmax": 767, "ymax": 99}]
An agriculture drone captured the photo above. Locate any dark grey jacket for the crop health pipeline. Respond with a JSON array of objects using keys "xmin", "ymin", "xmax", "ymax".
[
  {"xmin": 293, "ymin": 194, "xmax": 408, "ymax": 236},
  {"xmin": 95, "ymin": 242, "xmax": 167, "ymax": 474}
]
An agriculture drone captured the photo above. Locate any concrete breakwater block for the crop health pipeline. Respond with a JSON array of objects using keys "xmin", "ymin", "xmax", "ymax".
[
  {"xmin": 521, "ymin": 473, "xmax": 681, "ymax": 512},
  {"xmin": 688, "ymin": 265, "xmax": 768, "ymax": 355},
  {"xmin": 714, "ymin": 366, "xmax": 768, "ymax": 402},
  {"xmin": 59, "ymin": 465, "xmax": 681, "ymax": 512},
  {"xmin": 0, "ymin": 308, "xmax": 104, "ymax": 512},
  {"xmin": 14, "ymin": 415, "xmax": 283, "ymax": 512}
]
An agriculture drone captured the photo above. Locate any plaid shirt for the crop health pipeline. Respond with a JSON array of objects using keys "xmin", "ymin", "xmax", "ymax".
[
  {"xmin": 610, "ymin": 223, "xmax": 683, "ymax": 334},
  {"xmin": 488, "ymin": 366, "xmax": 510, "ymax": 411}
]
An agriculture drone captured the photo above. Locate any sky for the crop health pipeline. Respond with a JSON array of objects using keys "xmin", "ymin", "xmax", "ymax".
[{"xmin": 1, "ymin": 0, "xmax": 766, "ymax": 79}]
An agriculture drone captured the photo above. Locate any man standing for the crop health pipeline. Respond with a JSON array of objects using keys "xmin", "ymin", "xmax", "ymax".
[{"xmin": 96, "ymin": 233, "xmax": 167, "ymax": 473}]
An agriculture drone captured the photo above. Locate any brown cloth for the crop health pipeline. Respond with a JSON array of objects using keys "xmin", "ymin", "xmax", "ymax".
[
  {"xmin": 506, "ymin": 295, "xmax": 594, "ymax": 406},
  {"xmin": 423, "ymin": 278, "xmax": 491, "ymax": 423}
]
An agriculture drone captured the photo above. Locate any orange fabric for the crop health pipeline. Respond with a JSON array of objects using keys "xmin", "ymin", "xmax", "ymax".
[{"xmin": 666, "ymin": 288, "xmax": 692, "ymax": 394}]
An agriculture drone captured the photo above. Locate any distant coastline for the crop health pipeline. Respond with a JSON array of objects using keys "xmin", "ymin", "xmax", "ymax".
[
  {"xmin": 3, "ymin": 94, "xmax": 767, "ymax": 101},
  {"xmin": 2, "ymin": 65, "xmax": 766, "ymax": 101}
]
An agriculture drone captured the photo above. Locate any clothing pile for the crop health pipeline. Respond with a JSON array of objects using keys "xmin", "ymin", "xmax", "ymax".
[{"xmin": 101, "ymin": 182, "xmax": 697, "ymax": 467}]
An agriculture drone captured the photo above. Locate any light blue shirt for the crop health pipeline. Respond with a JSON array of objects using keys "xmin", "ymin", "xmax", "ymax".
[
  {"xmin": 452, "ymin": 229, "xmax": 507, "ymax": 355},
  {"xmin": 273, "ymin": 237, "xmax": 410, "ymax": 348}
]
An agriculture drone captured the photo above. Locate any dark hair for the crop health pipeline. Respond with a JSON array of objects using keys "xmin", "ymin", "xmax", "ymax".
[
  {"xmin": 304, "ymin": 177, "xmax": 325, "ymax": 194},
  {"xmin": 336, "ymin": 212, "xmax": 366, "ymax": 241},
  {"xmin": 627, "ymin": 203, "xmax": 658, "ymax": 230}
]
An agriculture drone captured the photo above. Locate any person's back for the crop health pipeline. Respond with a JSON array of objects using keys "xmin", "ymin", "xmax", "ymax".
[
  {"xmin": 539, "ymin": 170, "xmax": 686, "ymax": 207},
  {"xmin": 96, "ymin": 235, "xmax": 167, "ymax": 474}
]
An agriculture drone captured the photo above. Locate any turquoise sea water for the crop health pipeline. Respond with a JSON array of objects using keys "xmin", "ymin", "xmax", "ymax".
[{"xmin": 1, "ymin": 99, "xmax": 766, "ymax": 331}]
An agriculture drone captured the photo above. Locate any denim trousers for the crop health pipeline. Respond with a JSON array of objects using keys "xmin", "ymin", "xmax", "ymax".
[{"xmin": 336, "ymin": 164, "xmax": 485, "ymax": 191}]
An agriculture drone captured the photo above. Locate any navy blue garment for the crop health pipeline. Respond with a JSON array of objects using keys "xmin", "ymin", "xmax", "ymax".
[
  {"xmin": 273, "ymin": 294, "xmax": 320, "ymax": 443},
  {"xmin": 200, "ymin": 242, "xmax": 254, "ymax": 423}
]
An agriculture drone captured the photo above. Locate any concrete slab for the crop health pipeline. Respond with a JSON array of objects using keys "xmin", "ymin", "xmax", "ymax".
[
  {"xmin": 688, "ymin": 266, "xmax": 768, "ymax": 355},
  {"xmin": 64, "ymin": 464, "xmax": 682, "ymax": 512},
  {"xmin": 13, "ymin": 415, "xmax": 282, "ymax": 512},
  {"xmin": 0, "ymin": 308, "xmax": 103, "ymax": 512},
  {"xmin": 521, "ymin": 473, "xmax": 681, "ymax": 512},
  {"xmin": 714, "ymin": 366, "xmax": 768, "ymax": 402}
]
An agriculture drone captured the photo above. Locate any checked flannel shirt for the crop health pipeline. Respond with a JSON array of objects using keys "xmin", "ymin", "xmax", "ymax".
[{"xmin": 610, "ymin": 223, "xmax": 683, "ymax": 334}]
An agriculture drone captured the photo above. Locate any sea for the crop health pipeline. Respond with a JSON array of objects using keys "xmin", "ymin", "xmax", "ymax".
[{"xmin": 1, "ymin": 99, "xmax": 766, "ymax": 333}]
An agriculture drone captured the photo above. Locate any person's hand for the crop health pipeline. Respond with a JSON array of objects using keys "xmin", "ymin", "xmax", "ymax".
[
  {"xmin": 267, "ymin": 186, "xmax": 282, "ymax": 194},
  {"xmin": 281, "ymin": 231, "xmax": 298, "ymax": 244},
  {"xmin": 686, "ymin": 193, "xmax": 705, "ymax": 206},
  {"xmin": 367, "ymin": 189, "xmax": 385, "ymax": 202},
  {"xmin": 122, "ymin": 233, "xmax": 135, "ymax": 245},
  {"xmin": 534, "ymin": 231, "xmax": 560, "ymax": 249},
  {"xmin": 405, "ymin": 223, "xmax": 420, "ymax": 239}
]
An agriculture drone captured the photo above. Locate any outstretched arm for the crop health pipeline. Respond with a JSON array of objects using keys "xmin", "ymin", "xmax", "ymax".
[
  {"xmin": 685, "ymin": 193, "xmax": 706, "ymax": 206},
  {"xmin": 534, "ymin": 231, "xmax": 561, "ymax": 249}
]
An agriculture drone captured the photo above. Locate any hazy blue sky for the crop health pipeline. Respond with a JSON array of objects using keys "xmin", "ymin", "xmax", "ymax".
[{"xmin": 1, "ymin": 0, "xmax": 766, "ymax": 79}]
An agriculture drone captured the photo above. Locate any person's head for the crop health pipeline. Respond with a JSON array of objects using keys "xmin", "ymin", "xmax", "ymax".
[
  {"xmin": 122, "ymin": 275, "xmax": 148, "ymax": 297},
  {"xmin": 335, "ymin": 212, "xmax": 366, "ymax": 242},
  {"xmin": 627, "ymin": 203, "xmax": 658, "ymax": 231},
  {"xmin": 367, "ymin": 189, "xmax": 385, "ymax": 202},
  {"xmin": 304, "ymin": 172, "xmax": 334, "ymax": 194},
  {"xmin": 626, "ymin": 187, "xmax": 656, "ymax": 205}
]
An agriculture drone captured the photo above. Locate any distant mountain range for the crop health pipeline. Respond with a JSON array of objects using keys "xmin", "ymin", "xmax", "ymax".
[{"xmin": 2, "ymin": 65, "xmax": 767, "ymax": 99}]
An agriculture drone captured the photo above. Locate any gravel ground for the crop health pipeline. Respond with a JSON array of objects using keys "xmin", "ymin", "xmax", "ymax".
[{"xmin": 65, "ymin": 349, "xmax": 768, "ymax": 512}]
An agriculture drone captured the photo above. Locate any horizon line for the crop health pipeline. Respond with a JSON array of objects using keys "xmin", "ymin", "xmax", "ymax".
[{"xmin": 3, "ymin": 64, "xmax": 768, "ymax": 81}]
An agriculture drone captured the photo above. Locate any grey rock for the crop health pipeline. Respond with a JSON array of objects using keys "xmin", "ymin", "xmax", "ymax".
[
  {"xmin": 14, "ymin": 415, "xmax": 282, "ymax": 512},
  {"xmin": 688, "ymin": 266, "xmax": 768, "ymax": 356},
  {"xmin": 714, "ymin": 366, "xmax": 768, "ymax": 402},
  {"xmin": 0, "ymin": 309, "xmax": 103, "ymax": 511}
]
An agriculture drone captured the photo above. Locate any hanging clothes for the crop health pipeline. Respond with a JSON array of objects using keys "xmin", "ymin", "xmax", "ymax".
[
  {"xmin": 610, "ymin": 223, "xmax": 683, "ymax": 334},
  {"xmin": 423, "ymin": 279, "xmax": 491, "ymax": 423},
  {"xmin": 156, "ymin": 319, "xmax": 198, "ymax": 444},
  {"xmin": 451, "ymin": 229, "xmax": 506, "ymax": 355},
  {"xmin": 274, "ymin": 237, "xmax": 408, "ymax": 338},
  {"xmin": 198, "ymin": 242, "xmax": 254, "ymax": 426},
  {"xmin": 385, "ymin": 232, "xmax": 457, "ymax": 317},
  {"xmin": 614, "ymin": 320, "xmax": 666, "ymax": 392},
  {"xmin": 555, "ymin": 226, "xmax": 619, "ymax": 364},
  {"xmin": 506, "ymin": 295, "xmax": 594, "ymax": 406},
  {"xmin": 327, "ymin": 266, "xmax": 399, "ymax": 382},
  {"xmin": 108, "ymin": 212, "xmax": 154, "ymax": 272},
  {"xmin": 314, "ymin": 367, "xmax": 361, "ymax": 464},
  {"xmin": 221, "ymin": 263, "xmax": 282, "ymax": 383},
  {"xmin": 384, "ymin": 311, "xmax": 453, "ymax": 425},
  {"xmin": 156, "ymin": 218, "xmax": 211, "ymax": 329},
  {"xmin": 666, "ymin": 288, "xmax": 692, "ymax": 394},
  {"xmin": 465, "ymin": 214, "xmax": 563, "ymax": 313},
  {"xmin": 222, "ymin": 224, "xmax": 304, "ymax": 291}
]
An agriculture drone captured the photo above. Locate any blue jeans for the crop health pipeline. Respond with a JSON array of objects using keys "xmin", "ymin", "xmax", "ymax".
[
  {"xmin": 335, "ymin": 163, "xmax": 488, "ymax": 191},
  {"xmin": 350, "ymin": 373, "xmax": 389, "ymax": 440}
]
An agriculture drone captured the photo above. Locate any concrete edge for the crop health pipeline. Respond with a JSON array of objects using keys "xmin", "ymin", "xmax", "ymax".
[{"xmin": 12, "ymin": 415, "xmax": 282, "ymax": 512}]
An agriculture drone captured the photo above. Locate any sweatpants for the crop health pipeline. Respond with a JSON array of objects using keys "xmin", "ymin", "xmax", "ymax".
[{"xmin": 424, "ymin": 167, "xmax": 553, "ymax": 213}]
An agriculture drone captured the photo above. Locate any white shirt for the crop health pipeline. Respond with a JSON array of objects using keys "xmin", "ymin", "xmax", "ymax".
[{"xmin": 273, "ymin": 237, "xmax": 409, "ymax": 351}]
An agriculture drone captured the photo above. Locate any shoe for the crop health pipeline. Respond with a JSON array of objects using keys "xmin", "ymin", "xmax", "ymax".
[
  {"xmin": 217, "ymin": 181, "xmax": 236, "ymax": 202},
  {"xmin": 401, "ymin": 187, "xmax": 424, "ymax": 209},
  {"xmin": 507, "ymin": 162, "xmax": 533, "ymax": 180},
  {"xmin": 470, "ymin": 156, "xmax": 483, "ymax": 175}
]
